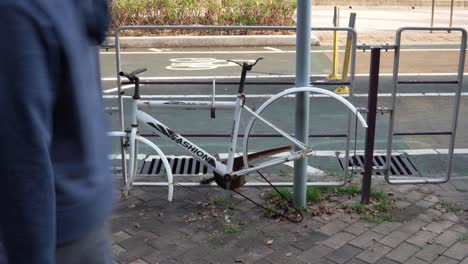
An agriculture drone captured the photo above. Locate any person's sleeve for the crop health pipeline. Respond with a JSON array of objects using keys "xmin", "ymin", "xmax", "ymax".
[{"xmin": 0, "ymin": 7, "xmax": 57, "ymax": 264}]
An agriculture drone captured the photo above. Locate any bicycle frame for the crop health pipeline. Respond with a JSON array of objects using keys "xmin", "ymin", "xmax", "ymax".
[{"xmin": 129, "ymin": 92, "xmax": 312, "ymax": 179}]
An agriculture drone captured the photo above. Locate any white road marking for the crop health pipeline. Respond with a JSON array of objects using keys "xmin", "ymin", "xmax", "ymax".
[
  {"xmin": 283, "ymin": 161, "xmax": 325, "ymax": 175},
  {"xmin": 102, "ymin": 92, "xmax": 468, "ymax": 99},
  {"xmin": 101, "ymin": 72, "xmax": 467, "ymax": 81},
  {"xmin": 103, "ymin": 84, "xmax": 139, "ymax": 94},
  {"xmin": 108, "ymin": 148, "xmax": 468, "ymax": 160},
  {"xmin": 100, "ymin": 48, "xmax": 467, "ymax": 55},
  {"xmin": 149, "ymin": 48, "xmax": 163, "ymax": 52},
  {"xmin": 264, "ymin": 47, "xmax": 283, "ymax": 52}
]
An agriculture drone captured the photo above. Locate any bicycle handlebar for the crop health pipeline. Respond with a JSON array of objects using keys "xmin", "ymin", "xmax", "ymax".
[
  {"xmin": 131, "ymin": 67, "xmax": 147, "ymax": 76},
  {"xmin": 119, "ymin": 67, "xmax": 147, "ymax": 81}
]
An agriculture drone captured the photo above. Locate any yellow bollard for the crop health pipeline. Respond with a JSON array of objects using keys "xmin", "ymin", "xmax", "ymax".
[
  {"xmin": 327, "ymin": 6, "xmax": 342, "ymax": 81},
  {"xmin": 334, "ymin": 12, "xmax": 356, "ymax": 95}
]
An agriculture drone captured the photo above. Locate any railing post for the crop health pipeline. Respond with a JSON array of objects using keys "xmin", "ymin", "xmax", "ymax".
[
  {"xmin": 361, "ymin": 47, "xmax": 380, "ymax": 204},
  {"xmin": 293, "ymin": 0, "xmax": 312, "ymax": 208}
]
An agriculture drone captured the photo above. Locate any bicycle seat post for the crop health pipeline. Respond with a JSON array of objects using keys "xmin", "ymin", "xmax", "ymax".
[
  {"xmin": 238, "ymin": 63, "xmax": 249, "ymax": 94},
  {"xmin": 228, "ymin": 58, "xmax": 263, "ymax": 94},
  {"xmin": 119, "ymin": 67, "xmax": 147, "ymax": 100}
]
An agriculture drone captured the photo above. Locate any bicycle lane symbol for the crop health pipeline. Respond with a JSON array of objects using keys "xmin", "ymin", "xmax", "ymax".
[{"xmin": 166, "ymin": 58, "xmax": 255, "ymax": 71}]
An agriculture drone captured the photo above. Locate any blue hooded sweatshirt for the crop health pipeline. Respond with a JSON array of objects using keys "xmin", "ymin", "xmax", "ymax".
[{"xmin": 0, "ymin": 0, "xmax": 114, "ymax": 262}]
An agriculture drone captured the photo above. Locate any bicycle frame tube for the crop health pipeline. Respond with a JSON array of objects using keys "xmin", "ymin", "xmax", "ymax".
[
  {"xmin": 226, "ymin": 95, "xmax": 244, "ymax": 171},
  {"xmin": 136, "ymin": 110, "xmax": 229, "ymax": 175}
]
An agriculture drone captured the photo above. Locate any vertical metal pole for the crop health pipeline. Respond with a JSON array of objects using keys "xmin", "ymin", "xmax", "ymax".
[
  {"xmin": 114, "ymin": 30, "xmax": 128, "ymax": 185},
  {"xmin": 361, "ymin": 47, "xmax": 380, "ymax": 204},
  {"xmin": 430, "ymin": 0, "xmax": 435, "ymax": 32},
  {"xmin": 449, "ymin": 0, "xmax": 454, "ymax": 29},
  {"xmin": 328, "ymin": 6, "xmax": 341, "ymax": 80},
  {"xmin": 293, "ymin": 0, "xmax": 311, "ymax": 208}
]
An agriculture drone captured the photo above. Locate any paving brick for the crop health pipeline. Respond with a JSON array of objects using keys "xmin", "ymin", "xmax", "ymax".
[
  {"xmin": 355, "ymin": 243, "xmax": 392, "ymax": 263},
  {"xmin": 395, "ymin": 200, "xmax": 411, "ymax": 209},
  {"xmin": 414, "ymin": 244, "xmax": 447, "ymax": 262},
  {"xmin": 378, "ymin": 230, "xmax": 412, "ymax": 248},
  {"xmin": 321, "ymin": 232, "xmax": 357, "ymax": 249},
  {"xmin": 423, "ymin": 195, "xmax": 439, "ymax": 203},
  {"xmin": 374, "ymin": 257, "xmax": 399, "ymax": 264},
  {"xmin": 119, "ymin": 233, "xmax": 158, "ymax": 250},
  {"xmin": 434, "ymin": 229, "xmax": 461, "ymax": 247},
  {"xmin": 394, "ymin": 185, "xmax": 418, "ymax": 194},
  {"xmin": 319, "ymin": 220, "xmax": 350, "ymax": 236},
  {"xmin": 404, "ymin": 257, "xmax": 429, "ymax": 264},
  {"xmin": 349, "ymin": 231, "xmax": 384, "ymax": 249},
  {"xmin": 203, "ymin": 246, "xmax": 241, "ymax": 264},
  {"xmin": 424, "ymin": 220, "xmax": 454, "ymax": 234},
  {"xmin": 289, "ymin": 219, "xmax": 324, "ymax": 234},
  {"xmin": 414, "ymin": 200, "xmax": 435, "ymax": 209},
  {"xmin": 290, "ymin": 231, "xmax": 329, "ymax": 251},
  {"xmin": 297, "ymin": 244, "xmax": 334, "ymax": 263},
  {"xmin": 116, "ymin": 245, "xmax": 156, "ymax": 264},
  {"xmin": 345, "ymin": 222, "xmax": 371, "ymax": 236},
  {"xmin": 339, "ymin": 213, "xmax": 361, "ymax": 224},
  {"xmin": 128, "ymin": 259, "xmax": 149, "ymax": 264},
  {"xmin": 233, "ymin": 246, "xmax": 274, "ymax": 263},
  {"xmin": 372, "ymin": 222, "xmax": 403, "ymax": 236},
  {"xmin": 441, "ymin": 212, "xmax": 460, "ymax": 223},
  {"xmin": 147, "ymin": 231, "xmax": 198, "ymax": 252},
  {"xmin": 263, "ymin": 245, "xmax": 303, "ymax": 264},
  {"xmin": 450, "ymin": 224, "xmax": 468, "ymax": 233},
  {"xmin": 112, "ymin": 231, "xmax": 132, "ymax": 243},
  {"xmin": 443, "ymin": 241, "xmax": 468, "ymax": 260},
  {"xmin": 344, "ymin": 258, "xmax": 368, "ymax": 264},
  {"xmin": 325, "ymin": 244, "xmax": 362, "ymax": 264},
  {"xmin": 432, "ymin": 255, "xmax": 460, "ymax": 264},
  {"xmin": 112, "ymin": 244, "xmax": 127, "ymax": 257},
  {"xmin": 405, "ymin": 191, "xmax": 425, "ymax": 203},
  {"xmin": 461, "ymin": 256, "xmax": 468, "ymax": 264},
  {"xmin": 397, "ymin": 219, "xmax": 427, "ymax": 235},
  {"xmin": 406, "ymin": 231, "xmax": 438, "ymax": 247},
  {"xmin": 173, "ymin": 245, "xmax": 214, "ymax": 263},
  {"xmin": 385, "ymin": 242, "xmax": 420, "ymax": 263}
]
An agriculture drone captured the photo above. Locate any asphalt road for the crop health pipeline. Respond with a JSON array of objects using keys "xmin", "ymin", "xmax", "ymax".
[{"xmin": 100, "ymin": 45, "xmax": 468, "ymax": 178}]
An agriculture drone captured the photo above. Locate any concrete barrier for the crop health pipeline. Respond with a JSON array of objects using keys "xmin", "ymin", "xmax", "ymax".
[{"xmin": 104, "ymin": 34, "xmax": 321, "ymax": 48}]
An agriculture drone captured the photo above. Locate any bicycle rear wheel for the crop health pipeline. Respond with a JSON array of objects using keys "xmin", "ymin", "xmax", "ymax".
[{"xmin": 242, "ymin": 87, "xmax": 366, "ymax": 183}]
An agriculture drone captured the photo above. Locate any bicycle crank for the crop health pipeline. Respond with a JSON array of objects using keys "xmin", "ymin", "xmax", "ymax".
[{"xmin": 213, "ymin": 145, "xmax": 292, "ymax": 190}]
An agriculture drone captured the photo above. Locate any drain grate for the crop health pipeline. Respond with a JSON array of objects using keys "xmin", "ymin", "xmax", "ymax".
[
  {"xmin": 140, "ymin": 156, "xmax": 213, "ymax": 176},
  {"xmin": 340, "ymin": 154, "xmax": 419, "ymax": 176}
]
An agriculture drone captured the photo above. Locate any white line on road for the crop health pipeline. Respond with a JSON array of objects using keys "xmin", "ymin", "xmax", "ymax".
[
  {"xmin": 108, "ymin": 148, "xmax": 468, "ymax": 160},
  {"xmin": 102, "ymin": 92, "xmax": 468, "ymax": 99},
  {"xmin": 264, "ymin": 47, "xmax": 283, "ymax": 52},
  {"xmin": 101, "ymin": 72, "xmax": 467, "ymax": 81},
  {"xmin": 100, "ymin": 48, "xmax": 466, "ymax": 55},
  {"xmin": 283, "ymin": 161, "xmax": 325, "ymax": 175},
  {"xmin": 103, "ymin": 84, "xmax": 136, "ymax": 94},
  {"xmin": 148, "ymin": 48, "xmax": 163, "ymax": 52}
]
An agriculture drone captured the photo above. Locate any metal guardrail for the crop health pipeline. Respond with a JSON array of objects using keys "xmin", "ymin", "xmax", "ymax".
[
  {"xmin": 385, "ymin": 27, "xmax": 467, "ymax": 184},
  {"xmin": 112, "ymin": 25, "xmax": 359, "ymax": 188}
]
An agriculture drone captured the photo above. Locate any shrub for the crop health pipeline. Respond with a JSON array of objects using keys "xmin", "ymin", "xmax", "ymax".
[{"xmin": 110, "ymin": 0, "xmax": 297, "ymax": 35}]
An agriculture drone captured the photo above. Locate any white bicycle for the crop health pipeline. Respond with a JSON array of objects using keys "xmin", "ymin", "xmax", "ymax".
[{"xmin": 110, "ymin": 58, "xmax": 367, "ymax": 201}]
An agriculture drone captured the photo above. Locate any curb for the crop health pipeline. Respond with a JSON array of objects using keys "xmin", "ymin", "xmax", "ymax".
[{"xmin": 104, "ymin": 34, "xmax": 321, "ymax": 48}]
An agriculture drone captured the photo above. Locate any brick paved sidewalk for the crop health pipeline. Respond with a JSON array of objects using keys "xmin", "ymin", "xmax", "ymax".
[{"xmin": 110, "ymin": 178, "xmax": 468, "ymax": 264}]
